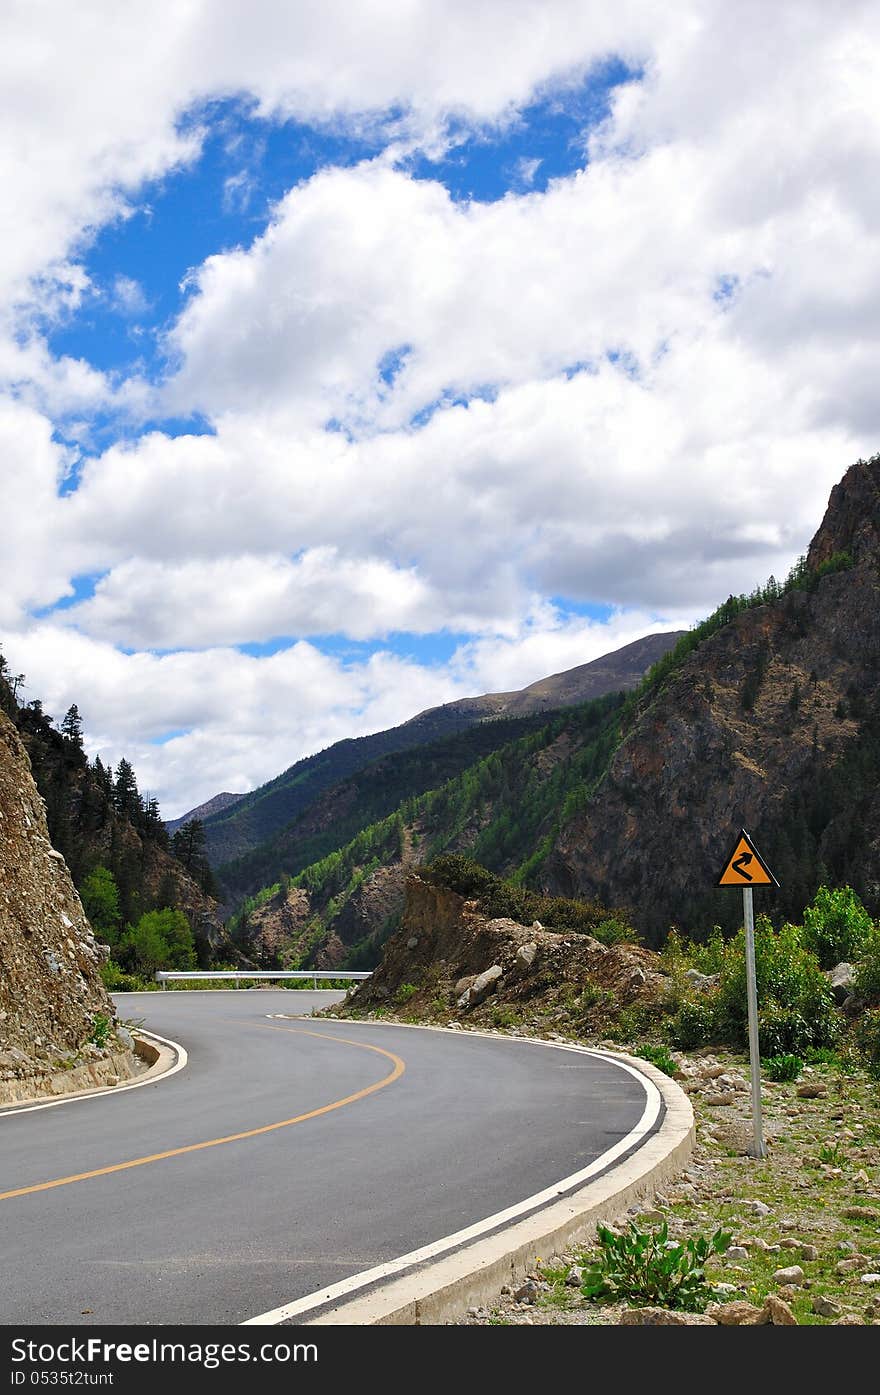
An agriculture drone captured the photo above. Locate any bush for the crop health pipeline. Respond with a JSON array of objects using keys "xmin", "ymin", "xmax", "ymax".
[
  {"xmin": 854, "ymin": 926, "xmax": 880, "ymax": 1004},
  {"xmin": 670, "ymin": 998, "xmax": 719, "ymax": 1050},
  {"xmin": 88, "ymin": 1013, "xmax": 111, "ymax": 1048},
  {"xmin": 581, "ymin": 1221, "xmax": 731, "ymax": 1312},
  {"xmin": 670, "ymin": 918, "xmax": 839, "ymax": 1054},
  {"xmin": 119, "ymin": 908, "xmax": 197, "ymax": 976},
  {"xmin": 636, "ymin": 1044, "xmax": 677, "ymax": 1077},
  {"xmin": 802, "ymin": 885, "xmax": 873, "ymax": 969},
  {"xmin": 854, "ymin": 1009, "xmax": 880, "ymax": 1080},
  {"xmin": 100, "ymin": 959, "xmax": 149, "ymax": 992},
  {"xmin": 592, "ymin": 917, "xmax": 638, "ymax": 946},
  {"xmin": 422, "ymin": 854, "xmax": 636, "ymax": 941},
  {"xmin": 763, "ymin": 1053, "xmax": 803, "ymax": 1082},
  {"xmin": 395, "ymin": 982, "xmax": 418, "ymax": 1004},
  {"xmin": 714, "ymin": 917, "xmax": 839, "ymax": 1054}
]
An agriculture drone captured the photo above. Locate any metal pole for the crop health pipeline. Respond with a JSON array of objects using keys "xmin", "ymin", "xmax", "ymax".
[{"xmin": 742, "ymin": 885, "xmax": 765, "ymax": 1159}]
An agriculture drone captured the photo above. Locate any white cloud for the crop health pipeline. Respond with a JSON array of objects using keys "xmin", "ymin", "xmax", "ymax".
[
  {"xmin": 3, "ymin": 1, "xmax": 880, "ymax": 817},
  {"xmin": 60, "ymin": 549, "xmax": 505, "ymax": 649},
  {"xmin": 110, "ymin": 275, "xmax": 150, "ymax": 317},
  {"xmin": 1, "ymin": 609, "xmax": 684, "ymax": 819}
]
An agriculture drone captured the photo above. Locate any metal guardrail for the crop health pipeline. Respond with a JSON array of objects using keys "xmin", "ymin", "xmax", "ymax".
[{"xmin": 154, "ymin": 970, "xmax": 371, "ymax": 990}]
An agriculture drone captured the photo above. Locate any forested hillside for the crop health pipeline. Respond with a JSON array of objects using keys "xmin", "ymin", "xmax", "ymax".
[
  {"xmin": 0, "ymin": 666, "xmax": 222, "ymax": 968},
  {"xmin": 202, "ymin": 631, "xmax": 681, "ymax": 874},
  {"xmin": 217, "ymin": 709, "xmax": 555, "ymax": 905},
  {"xmin": 226, "ymin": 455, "xmax": 880, "ymax": 967}
]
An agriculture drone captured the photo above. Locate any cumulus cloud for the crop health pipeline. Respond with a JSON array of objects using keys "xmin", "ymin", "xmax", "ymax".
[
  {"xmin": 2, "ymin": 1, "xmax": 880, "ymax": 814},
  {"xmin": 1, "ymin": 608, "xmax": 682, "ymax": 818}
]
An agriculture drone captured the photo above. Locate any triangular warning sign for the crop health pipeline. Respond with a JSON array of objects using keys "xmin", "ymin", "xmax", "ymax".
[{"xmin": 717, "ymin": 829, "xmax": 778, "ymax": 887}]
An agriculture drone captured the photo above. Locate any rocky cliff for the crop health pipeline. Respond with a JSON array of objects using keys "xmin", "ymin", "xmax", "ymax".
[
  {"xmin": 342, "ymin": 874, "xmax": 666, "ymax": 1030},
  {"xmin": 545, "ymin": 457, "xmax": 880, "ymax": 940},
  {"xmin": 0, "ymin": 710, "xmax": 135, "ymax": 1099}
]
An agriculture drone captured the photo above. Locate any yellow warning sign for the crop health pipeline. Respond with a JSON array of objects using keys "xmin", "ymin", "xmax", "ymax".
[{"xmin": 717, "ymin": 829, "xmax": 778, "ymax": 887}]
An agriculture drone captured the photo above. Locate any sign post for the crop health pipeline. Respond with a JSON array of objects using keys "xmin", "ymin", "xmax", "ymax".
[{"xmin": 717, "ymin": 828, "xmax": 779, "ymax": 1160}]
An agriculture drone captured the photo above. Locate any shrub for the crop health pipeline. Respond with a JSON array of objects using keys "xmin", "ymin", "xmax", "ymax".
[
  {"xmin": 670, "ymin": 918, "xmax": 838, "ymax": 1053},
  {"xmin": 714, "ymin": 917, "xmax": 839, "ymax": 1054},
  {"xmin": 100, "ymin": 959, "xmax": 147, "ymax": 992},
  {"xmin": 687, "ymin": 926, "xmax": 727, "ymax": 976},
  {"xmin": 88, "ymin": 1013, "xmax": 112, "ymax": 1048},
  {"xmin": 636, "ymin": 1044, "xmax": 677, "ymax": 1077},
  {"xmin": 854, "ymin": 1009, "xmax": 880, "ymax": 1080},
  {"xmin": 581, "ymin": 1221, "xmax": 731, "ymax": 1312},
  {"xmin": 592, "ymin": 917, "xmax": 638, "ymax": 946},
  {"xmin": 854, "ymin": 926, "xmax": 880, "ymax": 1004},
  {"xmin": 763, "ymin": 1053, "xmax": 803, "ymax": 1082},
  {"xmin": 670, "ymin": 997, "xmax": 719, "ymax": 1050},
  {"xmin": 802, "ymin": 885, "xmax": 873, "ymax": 969},
  {"xmin": 422, "ymin": 854, "xmax": 636, "ymax": 941},
  {"xmin": 395, "ymin": 982, "xmax": 418, "ymax": 1005}
]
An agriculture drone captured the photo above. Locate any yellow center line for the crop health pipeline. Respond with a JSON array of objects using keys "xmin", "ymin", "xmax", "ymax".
[{"xmin": 0, "ymin": 1023, "xmax": 404, "ymax": 1202}]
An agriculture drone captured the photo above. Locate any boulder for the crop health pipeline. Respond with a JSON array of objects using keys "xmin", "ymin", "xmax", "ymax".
[
  {"xmin": 707, "ymin": 1301, "xmax": 766, "ymax": 1326},
  {"xmin": 826, "ymin": 962, "xmax": 856, "ymax": 1004},
  {"xmin": 618, "ymin": 1307, "xmax": 717, "ymax": 1326},
  {"xmin": 463, "ymin": 964, "xmax": 503, "ymax": 1008},
  {"xmin": 515, "ymin": 942, "xmax": 538, "ymax": 971}
]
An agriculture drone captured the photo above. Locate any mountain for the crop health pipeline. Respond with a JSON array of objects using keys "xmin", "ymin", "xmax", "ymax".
[
  {"xmin": 227, "ymin": 454, "xmax": 880, "ymax": 967},
  {"xmin": 202, "ymin": 630, "xmax": 684, "ymax": 874},
  {"xmin": 402, "ymin": 631, "xmax": 686, "ymax": 724},
  {"xmin": 229, "ymin": 689, "xmax": 628, "ymax": 968},
  {"xmin": 545, "ymin": 454, "xmax": 880, "ymax": 939},
  {"xmin": 217, "ymin": 709, "xmax": 554, "ymax": 907},
  {"xmin": 165, "ymin": 791, "xmax": 246, "ymax": 836}
]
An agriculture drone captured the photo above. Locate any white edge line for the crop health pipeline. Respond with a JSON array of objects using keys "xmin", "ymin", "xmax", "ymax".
[
  {"xmin": 242, "ymin": 1026, "xmax": 662, "ymax": 1326},
  {"xmin": 0, "ymin": 1030, "xmax": 187, "ymax": 1118}
]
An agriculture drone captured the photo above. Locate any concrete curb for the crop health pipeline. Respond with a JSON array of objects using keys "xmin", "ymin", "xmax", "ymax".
[
  {"xmin": 305, "ymin": 1039, "xmax": 694, "ymax": 1326},
  {"xmin": 0, "ymin": 1028, "xmax": 184, "ymax": 1115},
  {"xmin": 132, "ymin": 1029, "xmax": 179, "ymax": 1082}
]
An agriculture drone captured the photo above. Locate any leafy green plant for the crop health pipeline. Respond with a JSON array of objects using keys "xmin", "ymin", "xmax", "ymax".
[
  {"xmin": 592, "ymin": 917, "xmax": 637, "ymax": 946},
  {"xmin": 395, "ymin": 982, "xmax": 418, "ymax": 1004},
  {"xmin": 100, "ymin": 959, "xmax": 149, "ymax": 992},
  {"xmin": 763, "ymin": 1053, "xmax": 803, "ymax": 1082},
  {"xmin": 670, "ymin": 997, "xmax": 719, "ymax": 1050},
  {"xmin": 802, "ymin": 885, "xmax": 873, "ymax": 969},
  {"xmin": 88, "ymin": 1013, "xmax": 112, "ymax": 1048},
  {"xmin": 718, "ymin": 918, "xmax": 838, "ymax": 1054},
  {"xmin": 854, "ymin": 1008, "xmax": 880, "ymax": 1080},
  {"xmin": 818, "ymin": 1140, "xmax": 846, "ymax": 1164},
  {"xmin": 636, "ymin": 1044, "xmax": 678, "ymax": 1077},
  {"xmin": 581, "ymin": 1221, "xmax": 731, "ymax": 1312},
  {"xmin": 803, "ymin": 1046, "xmax": 841, "ymax": 1067},
  {"xmin": 854, "ymin": 926, "xmax": 880, "ymax": 1004}
]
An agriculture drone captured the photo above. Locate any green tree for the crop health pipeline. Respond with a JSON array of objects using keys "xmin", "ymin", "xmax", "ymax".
[
  {"xmin": 121, "ymin": 908, "xmax": 196, "ymax": 975},
  {"xmin": 114, "ymin": 758, "xmax": 142, "ymax": 819},
  {"xmin": 80, "ymin": 865, "xmax": 122, "ymax": 945},
  {"xmin": 61, "ymin": 704, "xmax": 84, "ymax": 748},
  {"xmin": 802, "ymin": 885, "xmax": 873, "ymax": 968}
]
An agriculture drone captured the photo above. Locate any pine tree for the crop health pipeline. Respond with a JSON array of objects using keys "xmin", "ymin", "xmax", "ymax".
[{"xmin": 61, "ymin": 704, "xmax": 84, "ymax": 748}]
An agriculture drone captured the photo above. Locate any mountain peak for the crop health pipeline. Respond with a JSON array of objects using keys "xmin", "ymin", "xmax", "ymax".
[{"xmin": 808, "ymin": 453, "xmax": 880, "ymax": 569}]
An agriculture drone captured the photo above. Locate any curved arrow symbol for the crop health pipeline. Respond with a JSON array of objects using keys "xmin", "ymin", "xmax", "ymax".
[{"xmin": 732, "ymin": 852, "xmax": 754, "ymax": 880}]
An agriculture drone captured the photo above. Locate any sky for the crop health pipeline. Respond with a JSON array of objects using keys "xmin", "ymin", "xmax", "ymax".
[{"xmin": 2, "ymin": 1, "xmax": 878, "ymax": 818}]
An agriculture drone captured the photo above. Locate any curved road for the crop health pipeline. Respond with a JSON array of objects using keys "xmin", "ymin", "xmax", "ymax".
[{"xmin": 0, "ymin": 992, "xmax": 660, "ymax": 1325}]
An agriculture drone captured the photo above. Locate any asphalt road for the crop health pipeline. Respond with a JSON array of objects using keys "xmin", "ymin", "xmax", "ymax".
[{"xmin": 0, "ymin": 991, "xmax": 658, "ymax": 1325}]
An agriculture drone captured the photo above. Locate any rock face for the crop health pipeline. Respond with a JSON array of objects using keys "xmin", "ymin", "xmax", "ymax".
[
  {"xmin": 346, "ymin": 874, "xmax": 667, "ymax": 1023},
  {"xmin": 545, "ymin": 457, "xmax": 880, "ymax": 939},
  {"xmin": 0, "ymin": 711, "xmax": 126, "ymax": 1091}
]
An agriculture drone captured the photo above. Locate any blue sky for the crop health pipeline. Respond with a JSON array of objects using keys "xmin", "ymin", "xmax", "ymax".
[
  {"xmin": 2, "ymin": 3, "xmax": 873, "ymax": 814},
  {"xmin": 40, "ymin": 62, "xmax": 639, "ymax": 673}
]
